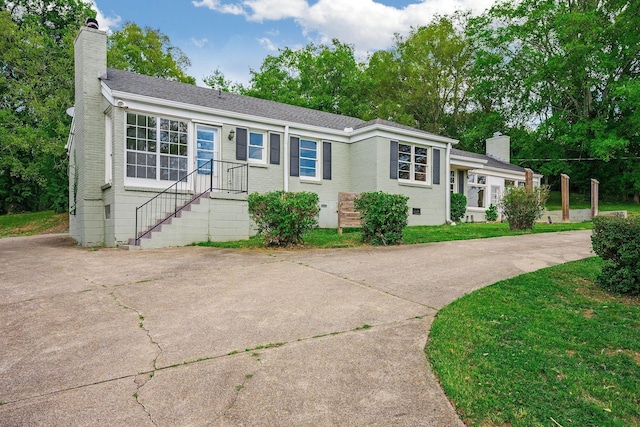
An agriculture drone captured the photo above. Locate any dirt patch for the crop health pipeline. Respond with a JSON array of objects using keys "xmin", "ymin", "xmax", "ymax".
[{"xmin": 582, "ymin": 309, "xmax": 594, "ymax": 318}]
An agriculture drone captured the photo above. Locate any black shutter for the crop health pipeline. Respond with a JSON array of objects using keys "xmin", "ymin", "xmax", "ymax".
[
  {"xmin": 458, "ymin": 170, "xmax": 464, "ymax": 194},
  {"xmin": 390, "ymin": 140, "xmax": 398, "ymax": 179},
  {"xmin": 323, "ymin": 141, "xmax": 332, "ymax": 180},
  {"xmin": 290, "ymin": 136, "xmax": 299, "ymax": 177},
  {"xmin": 235, "ymin": 128, "xmax": 247, "ymax": 161},
  {"xmin": 433, "ymin": 148, "xmax": 440, "ymax": 184},
  {"xmin": 270, "ymin": 133, "xmax": 280, "ymax": 165}
]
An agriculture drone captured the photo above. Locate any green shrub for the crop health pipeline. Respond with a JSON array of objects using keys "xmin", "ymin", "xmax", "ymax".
[
  {"xmin": 591, "ymin": 216, "xmax": 640, "ymax": 294},
  {"xmin": 354, "ymin": 191, "xmax": 408, "ymax": 245},
  {"xmin": 499, "ymin": 186, "xmax": 549, "ymax": 230},
  {"xmin": 485, "ymin": 204, "xmax": 498, "ymax": 222},
  {"xmin": 247, "ymin": 191, "xmax": 320, "ymax": 247},
  {"xmin": 450, "ymin": 193, "xmax": 467, "ymax": 222}
]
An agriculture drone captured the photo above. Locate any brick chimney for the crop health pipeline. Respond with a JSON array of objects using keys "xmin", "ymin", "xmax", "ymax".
[
  {"xmin": 69, "ymin": 19, "xmax": 107, "ymax": 245},
  {"xmin": 486, "ymin": 133, "xmax": 510, "ymax": 163}
]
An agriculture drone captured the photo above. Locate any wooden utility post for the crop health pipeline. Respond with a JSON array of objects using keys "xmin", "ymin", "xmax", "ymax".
[
  {"xmin": 524, "ymin": 168, "xmax": 533, "ymax": 192},
  {"xmin": 561, "ymin": 174, "xmax": 570, "ymax": 222},
  {"xmin": 591, "ymin": 179, "xmax": 600, "ymax": 218}
]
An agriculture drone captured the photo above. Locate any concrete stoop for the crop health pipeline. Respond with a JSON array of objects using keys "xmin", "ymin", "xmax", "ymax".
[{"xmin": 124, "ymin": 194, "xmax": 211, "ymax": 249}]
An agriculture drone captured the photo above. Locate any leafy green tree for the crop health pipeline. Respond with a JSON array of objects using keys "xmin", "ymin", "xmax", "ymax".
[
  {"xmin": 469, "ymin": 0, "xmax": 640, "ymax": 199},
  {"xmin": 107, "ymin": 22, "xmax": 196, "ymax": 85},
  {"xmin": 242, "ymin": 40, "xmax": 372, "ymax": 118},
  {"xmin": 0, "ymin": 1, "xmax": 95, "ymax": 214},
  {"xmin": 366, "ymin": 14, "xmax": 475, "ymax": 137}
]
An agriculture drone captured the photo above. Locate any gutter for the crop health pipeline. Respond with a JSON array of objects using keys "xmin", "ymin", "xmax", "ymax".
[{"xmin": 284, "ymin": 125, "xmax": 289, "ymax": 192}]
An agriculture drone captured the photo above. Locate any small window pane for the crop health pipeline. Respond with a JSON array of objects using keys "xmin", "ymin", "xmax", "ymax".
[
  {"xmin": 250, "ymin": 133, "xmax": 264, "ymax": 147},
  {"xmin": 127, "ymin": 165, "xmax": 135, "ymax": 177},
  {"xmin": 415, "ymin": 173, "xmax": 427, "ymax": 182},
  {"xmin": 300, "ymin": 168, "xmax": 316, "ymax": 177},
  {"xmin": 415, "ymin": 155, "xmax": 427, "ymax": 164},
  {"xmin": 415, "ymin": 147, "xmax": 428, "ymax": 156},
  {"xmin": 249, "ymin": 146, "xmax": 262, "ymax": 159},
  {"xmin": 399, "ymin": 144, "xmax": 411, "ymax": 153},
  {"xmin": 399, "ymin": 153, "xmax": 411, "ymax": 162},
  {"xmin": 477, "ymin": 175, "xmax": 486, "ymax": 185},
  {"xmin": 127, "ymin": 113, "xmax": 136, "ymax": 125},
  {"xmin": 300, "ymin": 139, "xmax": 316, "ymax": 150},
  {"xmin": 399, "ymin": 171, "xmax": 410, "ymax": 180},
  {"xmin": 399, "ymin": 162, "xmax": 410, "ymax": 172}
]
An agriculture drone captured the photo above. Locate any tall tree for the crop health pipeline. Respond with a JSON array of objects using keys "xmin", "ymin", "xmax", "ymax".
[
  {"xmin": 242, "ymin": 40, "xmax": 372, "ymax": 118},
  {"xmin": 366, "ymin": 14, "xmax": 475, "ymax": 137},
  {"xmin": 469, "ymin": 0, "xmax": 640, "ymax": 198},
  {"xmin": 0, "ymin": 0, "xmax": 95, "ymax": 214},
  {"xmin": 107, "ymin": 22, "xmax": 196, "ymax": 85}
]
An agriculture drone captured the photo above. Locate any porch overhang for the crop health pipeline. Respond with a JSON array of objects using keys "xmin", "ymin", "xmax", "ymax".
[{"xmin": 450, "ymin": 154, "xmax": 487, "ymax": 171}]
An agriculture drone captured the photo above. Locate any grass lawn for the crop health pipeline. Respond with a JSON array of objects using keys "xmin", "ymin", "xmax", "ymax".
[
  {"xmin": 546, "ymin": 191, "xmax": 640, "ymax": 216},
  {"xmin": 427, "ymin": 258, "xmax": 640, "ymax": 427},
  {"xmin": 198, "ymin": 221, "xmax": 593, "ymax": 249},
  {"xmin": 0, "ymin": 211, "xmax": 68, "ymax": 238}
]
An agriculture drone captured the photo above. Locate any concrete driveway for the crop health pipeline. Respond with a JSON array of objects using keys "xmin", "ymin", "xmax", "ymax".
[{"xmin": 0, "ymin": 231, "xmax": 593, "ymax": 426}]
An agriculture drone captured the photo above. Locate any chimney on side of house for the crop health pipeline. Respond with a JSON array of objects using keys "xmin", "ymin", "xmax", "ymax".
[{"xmin": 486, "ymin": 132, "xmax": 510, "ymax": 164}]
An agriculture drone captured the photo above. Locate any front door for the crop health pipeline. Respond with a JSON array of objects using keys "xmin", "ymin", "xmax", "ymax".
[{"xmin": 195, "ymin": 124, "xmax": 219, "ymax": 193}]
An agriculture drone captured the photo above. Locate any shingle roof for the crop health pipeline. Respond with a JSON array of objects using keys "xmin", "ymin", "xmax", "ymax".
[
  {"xmin": 101, "ymin": 68, "xmax": 448, "ymax": 139},
  {"xmin": 451, "ymin": 148, "xmax": 526, "ymax": 173}
]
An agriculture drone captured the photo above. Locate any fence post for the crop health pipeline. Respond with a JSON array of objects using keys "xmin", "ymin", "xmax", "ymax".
[
  {"xmin": 524, "ymin": 168, "xmax": 533, "ymax": 192},
  {"xmin": 561, "ymin": 173, "xmax": 570, "ymax": 222},
  {"xmin": 591, "ymin": 178, "xmax": 600, "ymax": 218}
]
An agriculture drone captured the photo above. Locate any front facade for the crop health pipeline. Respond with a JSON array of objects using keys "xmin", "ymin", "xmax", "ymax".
[{"xmin": 68, "ymin": 23, "xmax": 540, "ymax": 248}]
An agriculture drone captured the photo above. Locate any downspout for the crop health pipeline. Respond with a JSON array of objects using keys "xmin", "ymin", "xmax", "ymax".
[
  {"xmin": 445, "ymin": 142, "xmax": 451, "ymax": 223},
  {"xmin": 283, "ymin": 125, "xmax": 289, "ymax": 192}
]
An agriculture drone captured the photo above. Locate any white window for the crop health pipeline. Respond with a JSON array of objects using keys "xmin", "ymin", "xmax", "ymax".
[
  {"xmin": 450, "ymin": 170, "xmax": 456, "ymax": 192},
  {"xmin": 248, "ymin": 131, "xmax": 265, "ymax": 163},
  {"xmin": 398, "ymin": 143, "xmax": 430, "ymax": 184},
  {"xmin": 467, "ymin": 173, "xmax": 487, "ymax": 208},
  {"xmin": 491, "ymin": 185, "xmax": 501, "ymax": 206},
  {"xmin": 126, "ymin": 113, "xmax": 188, "ymax": 183},
  {"xmin": 299, "ymin": 139, "xmax": 318, "ymax": 178}
]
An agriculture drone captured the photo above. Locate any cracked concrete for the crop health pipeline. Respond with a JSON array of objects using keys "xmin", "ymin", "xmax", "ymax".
[{"xmin": 0, "ymin": 231, "xmax": 593, "ymax": 425}]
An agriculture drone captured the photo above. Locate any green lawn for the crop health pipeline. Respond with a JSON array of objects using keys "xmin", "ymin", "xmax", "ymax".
[
  {"xmin": 427, "ymin": 258, "xmax": 640, "ymax": 427},
  {"xmin": 0, "ymin": 211, "xmax": 68, "ymax": 238},
  {"xmin": 546, "ymin": 191, "xmax": 640, "ymax": 216},
  {"xmin": 199, "ymin": 221, "xmax": 592, "ymax": 249}
]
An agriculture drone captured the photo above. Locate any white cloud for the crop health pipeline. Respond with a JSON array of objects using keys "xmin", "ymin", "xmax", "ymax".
[
  {"xmin": 243, "ymin": 0, "xmax": 308, "ymax": 22},
  {"xmin": 193, "ymin": 0, "xmax": 494, "ymax": 52},
  {"xmin": 191, "ymin": 37, "xmax": 209, "ymax": 48},
  {"xmin": 192, "ymin": 0, "xmax": 245, "ymax": 15},
  {"xmin": 257, "ymin": 37, "xmax": 278, "ymax": 51},
  {"xmin": 85, "ymin": 0, "xmax": 121, "ymax": 32}
]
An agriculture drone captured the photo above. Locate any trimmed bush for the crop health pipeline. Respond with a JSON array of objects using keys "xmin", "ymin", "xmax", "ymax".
[
  {"xmin": 247, "ymin": 191, "xmax": 319, "ymax": 247},
  {"xmin": 450, "ymin": 192, "xmax": 467, "ymax": 222},
  {"xmin": 499, "ymin": 186, "xmax": 549, "ymax": 230},
  {"xmin": 591, "ymin": 216, "xmax": 640, "ymax": 294},
  {"xmin": 354, "ymin": 191, "xmax": 408, "ymax": 245},
  {"xmin": 485, "ymin": 204, "xmax": 498, "ymax": 222}
]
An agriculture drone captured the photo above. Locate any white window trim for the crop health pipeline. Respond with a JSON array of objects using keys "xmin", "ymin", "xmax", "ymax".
[
  {"xmin": 124, "ymin": 111, "xmax": 191, "ymax": 188},
  {"xmin": 248, "ymin": 130, "xmax": 267, "ymax": 165},
  {"xmin": 467, "ymin": 172, "xmax": 488, "ymax": 209},
  {"xmin": 398, "ymin": 143, "xmax": 431, "ymax": 185},
  {"xmin": 299, "ymin": 138, "xmax": 320, "ymax": 181}
]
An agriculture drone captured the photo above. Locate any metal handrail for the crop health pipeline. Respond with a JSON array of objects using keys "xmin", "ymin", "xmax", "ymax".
[{"xmin": 134, "ymin": 159, "xmax": 248, "ymax": 245}]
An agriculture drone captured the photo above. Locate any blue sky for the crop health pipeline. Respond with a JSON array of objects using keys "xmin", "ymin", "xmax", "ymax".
[{"xmin": 91, "ymin": 0, "xmax": 494, "ymax": 86}]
